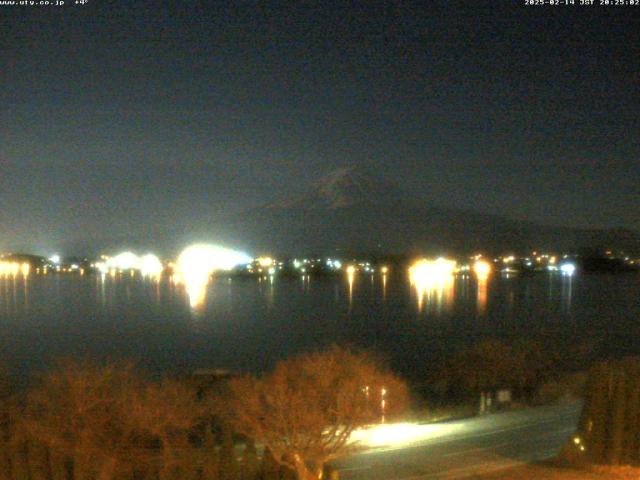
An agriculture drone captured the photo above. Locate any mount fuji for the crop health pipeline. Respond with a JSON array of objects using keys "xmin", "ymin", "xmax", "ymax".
[
  {"xmin": 62, "ymin": 166, "xmax": 638, "ymax": 257},
  {"xmin": 205, "ymin": 167, "xmax": 639, "ymax": 256}
]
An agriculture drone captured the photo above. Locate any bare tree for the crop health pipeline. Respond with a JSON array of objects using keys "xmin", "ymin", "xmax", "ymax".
[
  {"xmin": 127, "ymin": 378, "xmax": 205, "ymax": 479},
  {"xmin": 24, "ymin": 361, "xmax": 203, "ymax": 480},
  {"xmin": 24, "ymin": 361, "xmax": 138, "ymax": 480},
  {"xmin": 0, "ymin": 366, "xmax": 13, "ymax": 480},
  {"xmin": 223, "ymin": 346, "xmax": 408, "ymax": 480},
  {"xmin": 438, "ymin": 339, "xmax": 558, "ymax": 401}
]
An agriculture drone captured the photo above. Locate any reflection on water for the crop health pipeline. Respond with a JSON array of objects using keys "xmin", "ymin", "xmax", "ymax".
[
  {"xmin": 0, "ymin": 266, "xmax": 30, "ymax": 314},
  {"xmin": 174, "ymin": 243, "xmax": 251, "ymax": 311},
  {"xmin": 476, "ymin": 277, "xmax": 488, "ymax": 314},
  {"xmin": 474, "ymin": 261, "xmax": 491, "ymax": 315},
  {"xmin": 561, "ymin": 275, "xmax": 573, "ymax": 311},
  {"xmin": 1, "ymin": 269, "xmax": 639, "ymax": 380},
  {"xmin": 166, "ymin": 272, "xmax": 210, "ymax": 310},
  {"xmin": 98, "ymin": 273, "xmax": 106, "ymax": 305},
  {"xmin": 409, "ymin": 259, "xmax": 456, "ymax": 313},
  {"xmin": 347, "ymin": 268, "xmax": 355, "ymax": 310},
  {"xmin": 267, "ymin": 275, "xmax": 275, "ymax": 309},
  {"xmin": 412, "ymin": 276, "xmax": 455, "ymax": 313},
  {"xmin": 183, "ymin": 274, "xmax": 210, "ymax": 311},
  {"xmin": 382, "ymin": 273, "xmax": 387, "ymax": 301},
  {"xmin": 0, "ymin": 267, "xmax": 546, "ymax": 318}
]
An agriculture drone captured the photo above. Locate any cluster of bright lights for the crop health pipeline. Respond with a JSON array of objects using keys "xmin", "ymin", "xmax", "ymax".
[
  {"xmin": 409, "ymin": 258, "xmax": 456, "ymax": 310},
  {"xmin": 524, "ymin": 252, "xmax": 560, "ymax": 266},
  {"xmin": 560, "ymin": 263, "xmax": 576, "ymax": 276},
  {"xmin": 140, "ymin": 254, "xmax": 164, "ymax": 276},
  {"xmin": 292, "ymin": 257, "xmax": 346, "ymax": 273},
  {"xmin": 357, "ymin": 261, "xmax": 374, "ymax": 273},
  {"xmin": 109, "ymin": 252, "xmax": 139, "ymax": 270},
  {"xmin": 94, "ymin": 251, "xmax": 164, "ymax": 277},
  {"xmin": 256, "ymin": 256, "xmax": 274, "ymax": 267},
  {"xmin": 409, "ymin": 258, "xmax": 457, "ymax": 282},
  {"xmin": 495, "ymin": 253, "xmax": 562, "ymax": 272},
  {"xmin": 326, "ymin": 258, "xmax": 342, "ymax": 269},
  {"xmin": 178, "ymin": 244, "xmax": 250, "ymax": 277},
  {"xmin": 342, "ymin": 262, "xmax": 377, "ymax": 274},
  {"xmin": 292, "ymin": 258, "xmax": 314, "ymax": 272},
  {"xmin": 0, "ymin": 261, "xmax": 30, "ymax": 276},
  {"xmin": 247, "ymin": 256, "xmax": 285, "ymax": 275},
  {"xmin": 473, "ymin": 260, "xmax": 492, "ymax": 279}
]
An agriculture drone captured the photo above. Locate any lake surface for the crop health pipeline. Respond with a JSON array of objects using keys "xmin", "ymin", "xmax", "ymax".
[{"xmin": 1, "ymin": 271, "xmax": 639, "ymax": 381}]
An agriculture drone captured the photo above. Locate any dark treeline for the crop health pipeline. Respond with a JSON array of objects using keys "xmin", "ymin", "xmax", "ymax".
[
  {"xmin": 561, "ymin": 357, "xmax": 640, "ymax": 467},
  {"xmin": 0, "ymin": 347, "xmax": 408, "ymax": 480},
  {"xmin": 1, "ymin": 336, "xmax": 632, "ymax": 479},
  {"xmin": 396, "ymin": 333, "xmax": 601, "ymax": 409},
  {"xmin": 0, "ymin": 361, "xmax": 245, "ymax": 480}
]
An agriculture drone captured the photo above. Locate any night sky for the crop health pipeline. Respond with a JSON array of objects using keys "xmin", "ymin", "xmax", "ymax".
[{"xmin": 1, "ymin": 1, "xmax": 638, "ymax": 255}]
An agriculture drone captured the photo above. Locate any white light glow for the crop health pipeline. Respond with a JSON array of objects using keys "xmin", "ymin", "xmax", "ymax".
[
  {"xmin": 473, "ymin": 260, "xmax": 492, "ymax": 280},
  {"xmin": 0, "ymin": 262, "xmax": 30, "ymax": 277},
  {"xmin": 409, "ymin": 258, "xmax": 456, "ymax": 312},
  {"xmin": 177, "ymin": 244, "xmax": 251, "ymax": 309},
  {"xmin": 257, "ymin": 256, "xmax": 274, "ymax": 267},
  {"xmin": 95, "ymin": 262, "xmax": 109, "ymax": 274},
  {"xmin": 351, "ymin": 422, "xmax": 464, "ymax": 449},
  {"xmin": 140, "ymin": 254, "xmax": 163, "ymax": 277},
  {"xmin": 560, "ymin": 263, "xmax": 576, "ymax": 275},
  {"xmin": 107, "ymin": 251, "xmax": 139, "ymax": 270}
]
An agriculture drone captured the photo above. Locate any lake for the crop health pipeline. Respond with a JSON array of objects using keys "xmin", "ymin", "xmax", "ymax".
[{"xmin": 1, "ymin": 271, "xmax": 639, "ymax": 382}]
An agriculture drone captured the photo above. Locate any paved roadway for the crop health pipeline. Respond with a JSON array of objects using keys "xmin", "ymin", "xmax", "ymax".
[{"xmin": 336, "ymin": 403, "xmax": 581, "ymax": 479}]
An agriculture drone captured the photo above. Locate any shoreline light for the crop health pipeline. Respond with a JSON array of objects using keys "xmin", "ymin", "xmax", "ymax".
[
  {"xmin": 98, "ymin": 251, "xmax": 165, "ymax": 277},
  {"xmin": 409, "ymin": 258, "xmax": 456, "ymax": 311},
  {"xmin": 140, "ymin": 254, "xmax": 163, "ymax": 277},
  {"xmin": 177, "ymin": 244, "xmax": 251, "ymax": 309},
  {"xmin": 473, "ymin": 260, "xmax": 492, "ymax": 280},
  {"xmin": 257, "ymin": 256, "xmax": 274, "ymax": 268},
  {"xmin": 107, "ymin": 251, "xmax": 139, "ymax": 270},
  {"xmin": 0, "ymin": 262, "xmax": 31, "ymax": 277},
  {"xmin": 409, "ymin": 258, "xmax": 457, "ymax": 280}
]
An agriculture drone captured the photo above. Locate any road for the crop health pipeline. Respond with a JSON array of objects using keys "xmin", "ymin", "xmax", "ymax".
[{"xmin": 336, "ymin": 402, "xmax": 581, "ymax": 479}]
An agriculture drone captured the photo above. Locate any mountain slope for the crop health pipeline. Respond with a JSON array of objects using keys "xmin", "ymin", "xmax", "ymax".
[{"xmin": 215, "ymin": 167, "xmax": 640, "ymax": 256}]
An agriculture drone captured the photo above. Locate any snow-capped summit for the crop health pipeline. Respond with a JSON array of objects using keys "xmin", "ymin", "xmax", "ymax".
[{"xmin": 273, "ymin": 166, "xmax": 405, "ymax": 210}]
